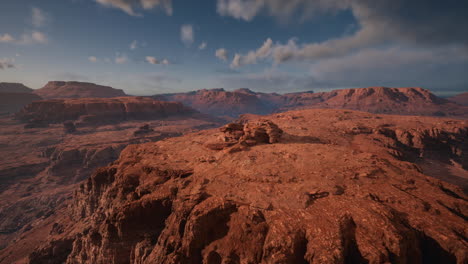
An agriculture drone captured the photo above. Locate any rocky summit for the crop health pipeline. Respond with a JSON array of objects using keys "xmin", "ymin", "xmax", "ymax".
[{"xmin": 2, "ymin": 109, "xmax": 466, "ymax": 264}]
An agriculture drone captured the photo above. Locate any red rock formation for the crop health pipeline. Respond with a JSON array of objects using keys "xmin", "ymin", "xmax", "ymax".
[
  {"xmin": 34, "ymin": 81, "xmax": 126, "ymax": 99},
  {"xmin": 154, "ymin": 87, "xmax": 468, "ymax": 118},
  {"xmin": 449, "ymin": 92, "xmax": 468, "ymax": 106},
  {"xmin": 0, "ymin": 109, "xmax": 222, "ymax": 255},
  {"xmin": 281, "ymin": 87, "xmax": 468, "ymax": 118},
  {"xmin": 0, "ymin": 92, "xmax": 43, "ymax": 114},
  {"xmin": 5, "ymin": 109, "xmax": 465, "ymax": 264},
  {"xmin": 16, "ymin": 97, "xmax": 197, "ymax": 125},
  {"xmin": 154, "ymin": 88, "xmax": 277, "ymax": 117}
]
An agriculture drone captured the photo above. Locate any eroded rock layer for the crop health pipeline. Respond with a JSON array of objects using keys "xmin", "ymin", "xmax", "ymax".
[
  {"xmin": 12, "ymin": 109, "xmax": 467, "ymax": 264},
  {"xmin": 16, "ymin": 97, "xmax": 196, "ymax": 126}
]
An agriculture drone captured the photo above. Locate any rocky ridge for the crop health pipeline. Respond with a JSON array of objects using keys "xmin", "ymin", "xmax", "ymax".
[
  {"xmin": 16, "ymin": 97, "xmax": 197, "ymax": 126},
  {"xmin": 34, "ymin": 81, "xmax": 126, "ymax": 99},
  {"xmin": 154, "ymin": 87, "xmax": 468, "ymax": 119},
  {"xmin": 5, "ymin": 109, "xmax": 466, "ymax": 264}
]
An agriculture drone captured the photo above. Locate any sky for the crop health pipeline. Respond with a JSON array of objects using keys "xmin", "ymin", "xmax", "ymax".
[{"xmin": 0, "ymin": 0, "xmax": 467, "ymax": 96}]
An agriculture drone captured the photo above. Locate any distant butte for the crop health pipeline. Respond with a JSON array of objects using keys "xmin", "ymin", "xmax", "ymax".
[{"xmin": 34, "ymin": 81, "xmax": 127, "ymax": 99}]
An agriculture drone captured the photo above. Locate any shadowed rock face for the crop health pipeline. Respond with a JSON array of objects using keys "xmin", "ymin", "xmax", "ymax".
[
  {"xmin": 154, "ymin": 87, "xmax": 468, "ymax": 119},
  {"xmin": 7, "ymin": 109, "xmax": 466, "ymax": 264},
  {"xmin": 34, "ymin": 81, "xmax": 126, "ymax": 99},
  {"xmin": 0, "ymin": 92, "xmax": 43, "ymax": 114},
  {"xmin": 449, "ymin": 92, "xmax": 468, "ymax": 106},
  {"xmin": 16, "ymin": 97, "xmax": 197, "ymax": 126},
  {"xmin": 0, "ymin": 83, "xmax": 34, "ymax": 93}
]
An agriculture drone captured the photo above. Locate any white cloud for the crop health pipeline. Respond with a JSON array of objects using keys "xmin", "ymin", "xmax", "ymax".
[
  {"xmin": 222, "ymin": 0, "xmax": 468, "ymax": 66},
  {"xmin": 216, "ymin": 0, "xmax": 348, "ymax": 22},
  {"xmin": 180, "ymin": 24, "xmax": 194, "ymax": 46},
  {"xmin": 0, "ymin": 58, "xmax": 15, "ymax": 70},
  {"xmin": 0, "ymin": 34, "xmax": 15, "ymax": 43},
  {"xmin": 32, "ymin": 7, "xmax": 48, "ymax": 28},
  {"xmin": 16, "ymin": 31, "xmax": 48, "ymax": 44},
  {"xmin": 88, "ymin": 56, "xmax": 98, "ymax": 62},
  {"xmin": 115, "ymin": 54, "xmax": 128, "ymax": 64},
  {"xmin": 95, "ymin": 0, "xmax": 173, "ymax": 16},
  {"xmin": 198, "ymin": 42, "xmax": 207, "ymax": 50},
  {"xmin": 231, "ymin": 38, "xmax": 273, "ymax": 68},
  {"xmin": 130, "ymin": 40, "xmax": 138, "ymax": 50},
  {"xmin": 146, "ymin": 56, "xmax": 159, "ymax": 64},
  {"xmin": 215, "ymin": 48, "xmax": 229, "ymax": 61},
  {"xmin": 146, "ymin": 56, "xmax": 170, "ymax": 65}
]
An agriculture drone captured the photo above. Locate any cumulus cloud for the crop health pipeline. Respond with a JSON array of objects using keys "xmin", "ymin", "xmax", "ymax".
[
  {"xmin": 0, "ymin": 58, "xmax": 15, "ymax": 70},
  {"xmin": 180, "ymin": 24, "xmax": 194, "ymax": 46},
  {"xmin": 0, "ymin": 32, "xmax": 48, "ymax": 45},
  {"xmin": 146, "ymin": 56, "xmax": 170, "ymax": 65},
  {"xmin": 0, "ymin": 34, "xmax": 15, "ymax": 43},
  {"xmin": 95, "ymin": 0, "xmax": 173, "ymax": 16},
  {"xmin": 32, "ymin": 7, "xmax": 48, "ymax": 28},
  {"xmin": 231, "ymin": 38, "xmax": 273, "ymax": 68},
  {"xmin": 199, "ymin": 42, "xmax": 207, "ymax": 50},
  {"xmin": 215, "ymin": 48, "xmax": 229, "ymax": 61},
  {"xmin": 88, "ymin": 56, "xmax": 98, "ymax": 62},
  {"xmin": 217, "ymin": 0, "xmax": 348, "ymax": 22},
  {"xmin": 224, "ymin": 0, "xmax": 468, "ymax": 66},
  {"xmin": 115, "ymin": 54, "xmax": 128, "ymax": 64}
]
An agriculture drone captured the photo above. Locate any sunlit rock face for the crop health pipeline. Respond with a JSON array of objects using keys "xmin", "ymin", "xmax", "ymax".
[{"xmin": 11, "ymin": 109, "xmax": 466, "ymax": 264}]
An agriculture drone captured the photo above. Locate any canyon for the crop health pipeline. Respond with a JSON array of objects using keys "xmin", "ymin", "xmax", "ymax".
[
  {"xmin": 0, "ymin": 109, "xmax": 466, "ymax": 263},
  {"xmin": 0, "ymin": 82, "xmax": 467, "ymax": 263}
]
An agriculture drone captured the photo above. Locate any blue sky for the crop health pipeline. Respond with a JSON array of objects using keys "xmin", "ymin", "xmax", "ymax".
[{"xmin": 0, "ymin": 0, "xmax": 467, "ymax": 96}]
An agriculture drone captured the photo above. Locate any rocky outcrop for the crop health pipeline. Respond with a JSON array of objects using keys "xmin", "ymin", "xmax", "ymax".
[
  {"xmin": 34, "ymin": 81, "xmax": 126, "ymax": 99},
  {"xmin": 206, "ymin": 120, "xmax": 283, "ymax": 152},
  {"xmin": 16, "ymin": 97, "xmax": 197, "ymax": 125},
  {"xmin": 22, "ymin": 109, "xmax": 468, "ymax": 264}
]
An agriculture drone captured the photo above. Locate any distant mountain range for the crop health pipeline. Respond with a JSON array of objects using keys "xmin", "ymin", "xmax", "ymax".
[
  {"xmin": 154, "ymin": 86, "xmax": 468, "ymax": 118},
  {"xmin": 1, "ymin": 81, "xmax": 467, "ymax": 118}
]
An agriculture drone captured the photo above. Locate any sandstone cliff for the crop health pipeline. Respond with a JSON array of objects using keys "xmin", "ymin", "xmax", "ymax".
[{"xmin": 16, "ymin": 97, "xmax": 197, "ymax": 126}]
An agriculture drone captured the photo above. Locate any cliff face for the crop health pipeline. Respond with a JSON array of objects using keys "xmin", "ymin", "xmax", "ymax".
[
  {"xmin": 34, "ymin": 81, "xmax": 126, "ymax": 99},
  {"xmin": 154, "ymin": 87, "xmax": 468, "ymax": 119},
  {"xmin": 14, "ymin": 109, "xmax": 467, "ymax": 264},
  {"xmin": 0, "ymin": 103, "xmax": 222, "ymax": 256},
  {"xmin": 16, "ymin": 97, "xmax": 197, "ymax": 125}
]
